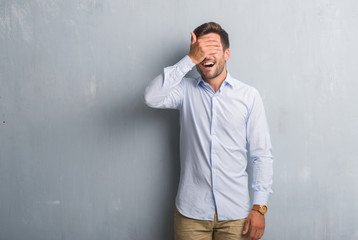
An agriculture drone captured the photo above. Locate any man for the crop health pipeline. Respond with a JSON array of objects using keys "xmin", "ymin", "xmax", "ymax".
[{"xmin": 144, "ymin": 22, "xmax": 273, "ymax": 240}]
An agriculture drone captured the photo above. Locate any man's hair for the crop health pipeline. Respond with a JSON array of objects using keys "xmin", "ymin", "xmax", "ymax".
[{"xmin": 193, "ymin": 22, "xmax": 230, "ymax": 50}]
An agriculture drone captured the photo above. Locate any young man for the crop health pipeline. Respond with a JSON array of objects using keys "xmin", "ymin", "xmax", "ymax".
[{"xmin": 144, "ymin": 22, "xmax": 273, "ymax": 240}]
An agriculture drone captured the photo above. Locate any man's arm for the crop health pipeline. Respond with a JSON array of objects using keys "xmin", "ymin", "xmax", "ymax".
[
  {"xmin": 144, "ymin": 55, "xmax": 194, "ymax": 110},
  {"xmin": 243, "ymin": 88, "xmax": 273, "ymax": 240},
  {"xmin": 144, "ymin": 32, "xmax": 222, "ymax": 109}
]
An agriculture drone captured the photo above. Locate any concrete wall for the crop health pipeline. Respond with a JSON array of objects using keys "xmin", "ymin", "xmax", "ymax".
[{"xmin": 1, "ymin": 0, "xmax": 358, "ymax": 239}]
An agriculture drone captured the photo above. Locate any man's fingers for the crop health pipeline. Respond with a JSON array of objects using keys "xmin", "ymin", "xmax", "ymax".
[
  {"xmin": 249, "ymin": 228, "xmax": 258, "ymax": 240},
  {"xmin": 242, "ymin": 218, "xmax": 250, "ymax": 235},
  {"xmin": 201, "ymin": 45, "xmax": 222, "ymax": 52},
  {"xmin": 203, "ymin": 46, "xmax": 222, "ymax": 53},
  {"xmin": 197, "ymin": 35, "xmax": 220, "ymax": 41},
  {"xmin": 190, "ymin": 32, "xmax": 197, "ymax": 44},
  {"xmin": 256, "ymin": 231, "xmax": 263, "ymax": 239},
  {"xmin": 202, "ymin": 44, "xmax": 222, "ymax": 50},
  {"xmin": 243, "ymin": 211, "xmax": 265, "ymax": 240},
  {"xmin": 253, "ymin": 229, "xmax": 260, "ymax": 239},
  {"xmin": 203, "ymin": 48, "xmax": 221, "ymax": 57},
  {"xmin": 248, "ymin": 226, "xmax": 264, "ymax": 240},
  {"xmin": 197, "ymin": 40, "xmax": 218, "ymax": 51},
  {"xmin": 199, "ymin": 42, "xmax": 222, "ymax": 53},
  {"xmin": 188, "ymin": 33, "xmax": 223, "ymax": 64},
  {"xmin": 198, "ymin": 40, "xmax": 221, "ymax": 47},
  {"xmin": 193, "ymin": 45, "xmax": 221, "ymax": 61}
]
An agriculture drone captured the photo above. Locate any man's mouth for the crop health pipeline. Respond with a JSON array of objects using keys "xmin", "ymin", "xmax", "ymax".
[{"xmin": 201, "ymin": 61, "xmax": 215, "ymax": 70}]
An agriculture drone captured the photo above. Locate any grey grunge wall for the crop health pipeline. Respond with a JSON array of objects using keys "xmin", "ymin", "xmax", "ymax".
[{"xmin": 1, "ymin": 0, "xmax": 358, "ymax": 239}]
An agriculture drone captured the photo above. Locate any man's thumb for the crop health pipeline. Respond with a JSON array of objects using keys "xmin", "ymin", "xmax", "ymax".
[
  {"xmin": 242, "ymin": 218, "xmax": 250, "ymax": 235},
  {"xmin": 190, "ymin": 32, "xmax": 197, "ymax": 44}
]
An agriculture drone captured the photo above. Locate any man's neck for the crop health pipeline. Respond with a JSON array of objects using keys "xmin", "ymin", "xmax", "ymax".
[{"xmin": 203, "ymin": 69, "xmax": 228, "ymax": 93}]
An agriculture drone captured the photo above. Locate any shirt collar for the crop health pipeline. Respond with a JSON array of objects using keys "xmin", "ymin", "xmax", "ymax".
[{"xmin": 196, "ymin": 72, "xmax": 236, "ymax": 89}]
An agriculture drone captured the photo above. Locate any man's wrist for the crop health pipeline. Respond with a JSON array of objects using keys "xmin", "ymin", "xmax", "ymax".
[
  {"xmin": 187, "ymin": 54, "xmax": 198, "ymax": 65},
  {"xmin": 252, "ymin": 205, "xmax": 268, "ymax": 215},
  {"xmin": 176, "ymin": 55, "xmax": 195, "ymax": 73}
]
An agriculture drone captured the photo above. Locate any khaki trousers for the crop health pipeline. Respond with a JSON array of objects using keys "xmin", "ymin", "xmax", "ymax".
[{"xmin": 174, "ymin": 208, "xmax": 247, "ymax": 240}]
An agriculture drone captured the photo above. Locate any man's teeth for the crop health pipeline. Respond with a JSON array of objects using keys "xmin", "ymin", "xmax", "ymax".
[{"xmin": 204, "ymin": 62, "xmax": 214, "ymax": 67}]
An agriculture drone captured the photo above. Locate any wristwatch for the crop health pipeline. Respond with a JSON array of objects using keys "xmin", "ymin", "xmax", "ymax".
[{"xmin": 252, "ymin": 205, "xmax": 268, "ymax": 215}]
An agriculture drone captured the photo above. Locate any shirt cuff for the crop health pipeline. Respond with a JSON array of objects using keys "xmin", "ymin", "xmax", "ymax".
[
  {"xmin": 176, "ymin": 55, "xmax": 195, "ymax": 74},
  {"xmin": 253, "ymin": 191, "xmax": 270, "ymax": 205}
]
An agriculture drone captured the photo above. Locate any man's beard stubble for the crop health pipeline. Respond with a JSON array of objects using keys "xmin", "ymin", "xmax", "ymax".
[{"xmin": 196, "ymin": 60, "xmax": 226, "ymax": 81}]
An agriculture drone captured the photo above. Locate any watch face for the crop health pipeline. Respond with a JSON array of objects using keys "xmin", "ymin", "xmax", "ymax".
[
  {"xmin": 253, "ymin": 205, "xmax": 268, "ymax": 214},
  {"xmin": 261, "ymin": 206, "xmax": 267, "ymax": 214}
]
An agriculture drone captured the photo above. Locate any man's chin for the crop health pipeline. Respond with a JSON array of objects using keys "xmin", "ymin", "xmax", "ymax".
[
  {"xmin": 199, "ymin": 71, "xmax": 219, "ymax": 80},
  {"xmin": 202, "ymin": 74, "xmax": 216, "ymax": 80}
]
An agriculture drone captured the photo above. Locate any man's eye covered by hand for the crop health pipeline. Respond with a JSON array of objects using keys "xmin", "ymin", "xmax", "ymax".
[{"xmin": 188, "ymin": 32, "xmax": 223, "ymax": 64}]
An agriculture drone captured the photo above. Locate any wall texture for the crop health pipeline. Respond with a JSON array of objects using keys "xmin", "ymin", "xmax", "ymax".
[{"xmin": 1, "ymin": 0, "xmax": 358, "ymax": 239}]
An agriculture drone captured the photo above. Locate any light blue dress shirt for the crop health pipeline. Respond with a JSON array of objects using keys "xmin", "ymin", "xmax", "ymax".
[{"xmin": 144, "ymin": 55, "xmax": 273, "ymax": 221}]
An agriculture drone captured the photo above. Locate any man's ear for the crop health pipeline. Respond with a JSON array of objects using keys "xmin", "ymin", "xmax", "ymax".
[{"xmin": 224, "ymin": 48, "xmax": 230, "ymax": 61}]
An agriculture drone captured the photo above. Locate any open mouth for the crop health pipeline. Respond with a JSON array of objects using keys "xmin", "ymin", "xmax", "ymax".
[{"xmin": 201, "ymin": 61, "xmax": 215, "ymax": 70}]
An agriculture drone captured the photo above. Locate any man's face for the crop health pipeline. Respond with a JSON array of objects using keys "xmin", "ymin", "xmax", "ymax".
[{"xmin": 196, "ymin": 33, "xmax": 230, "ymax": 81}]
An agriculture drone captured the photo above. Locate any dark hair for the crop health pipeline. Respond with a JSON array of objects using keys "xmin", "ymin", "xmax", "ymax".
[{"xmin": 193, "ymin": 22, "xmax": 229, "ymax": 50}]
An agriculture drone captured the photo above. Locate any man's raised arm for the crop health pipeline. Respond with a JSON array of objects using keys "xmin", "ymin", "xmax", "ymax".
[
  {"xmin": 144, "ymin": 55, "xmax": 194, "ymax": 110},
  {"xmin": 144, "ymin": 32, "xmax": 222, "ymax": 109}
]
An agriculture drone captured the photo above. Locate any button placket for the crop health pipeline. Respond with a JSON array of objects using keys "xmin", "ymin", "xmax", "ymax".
[{"xmin": 211, "ymin": 96, "xmax": 218, "ymax": 196}]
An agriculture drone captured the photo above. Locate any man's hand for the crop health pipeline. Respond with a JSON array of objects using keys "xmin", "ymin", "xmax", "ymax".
[
  {"xmin": 188, "ymin": 32, "xmax": 222, "ymax": 64},
  {"xmin": 243, "ymin": 210, "xmax": 265, "ymax": 240}
]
